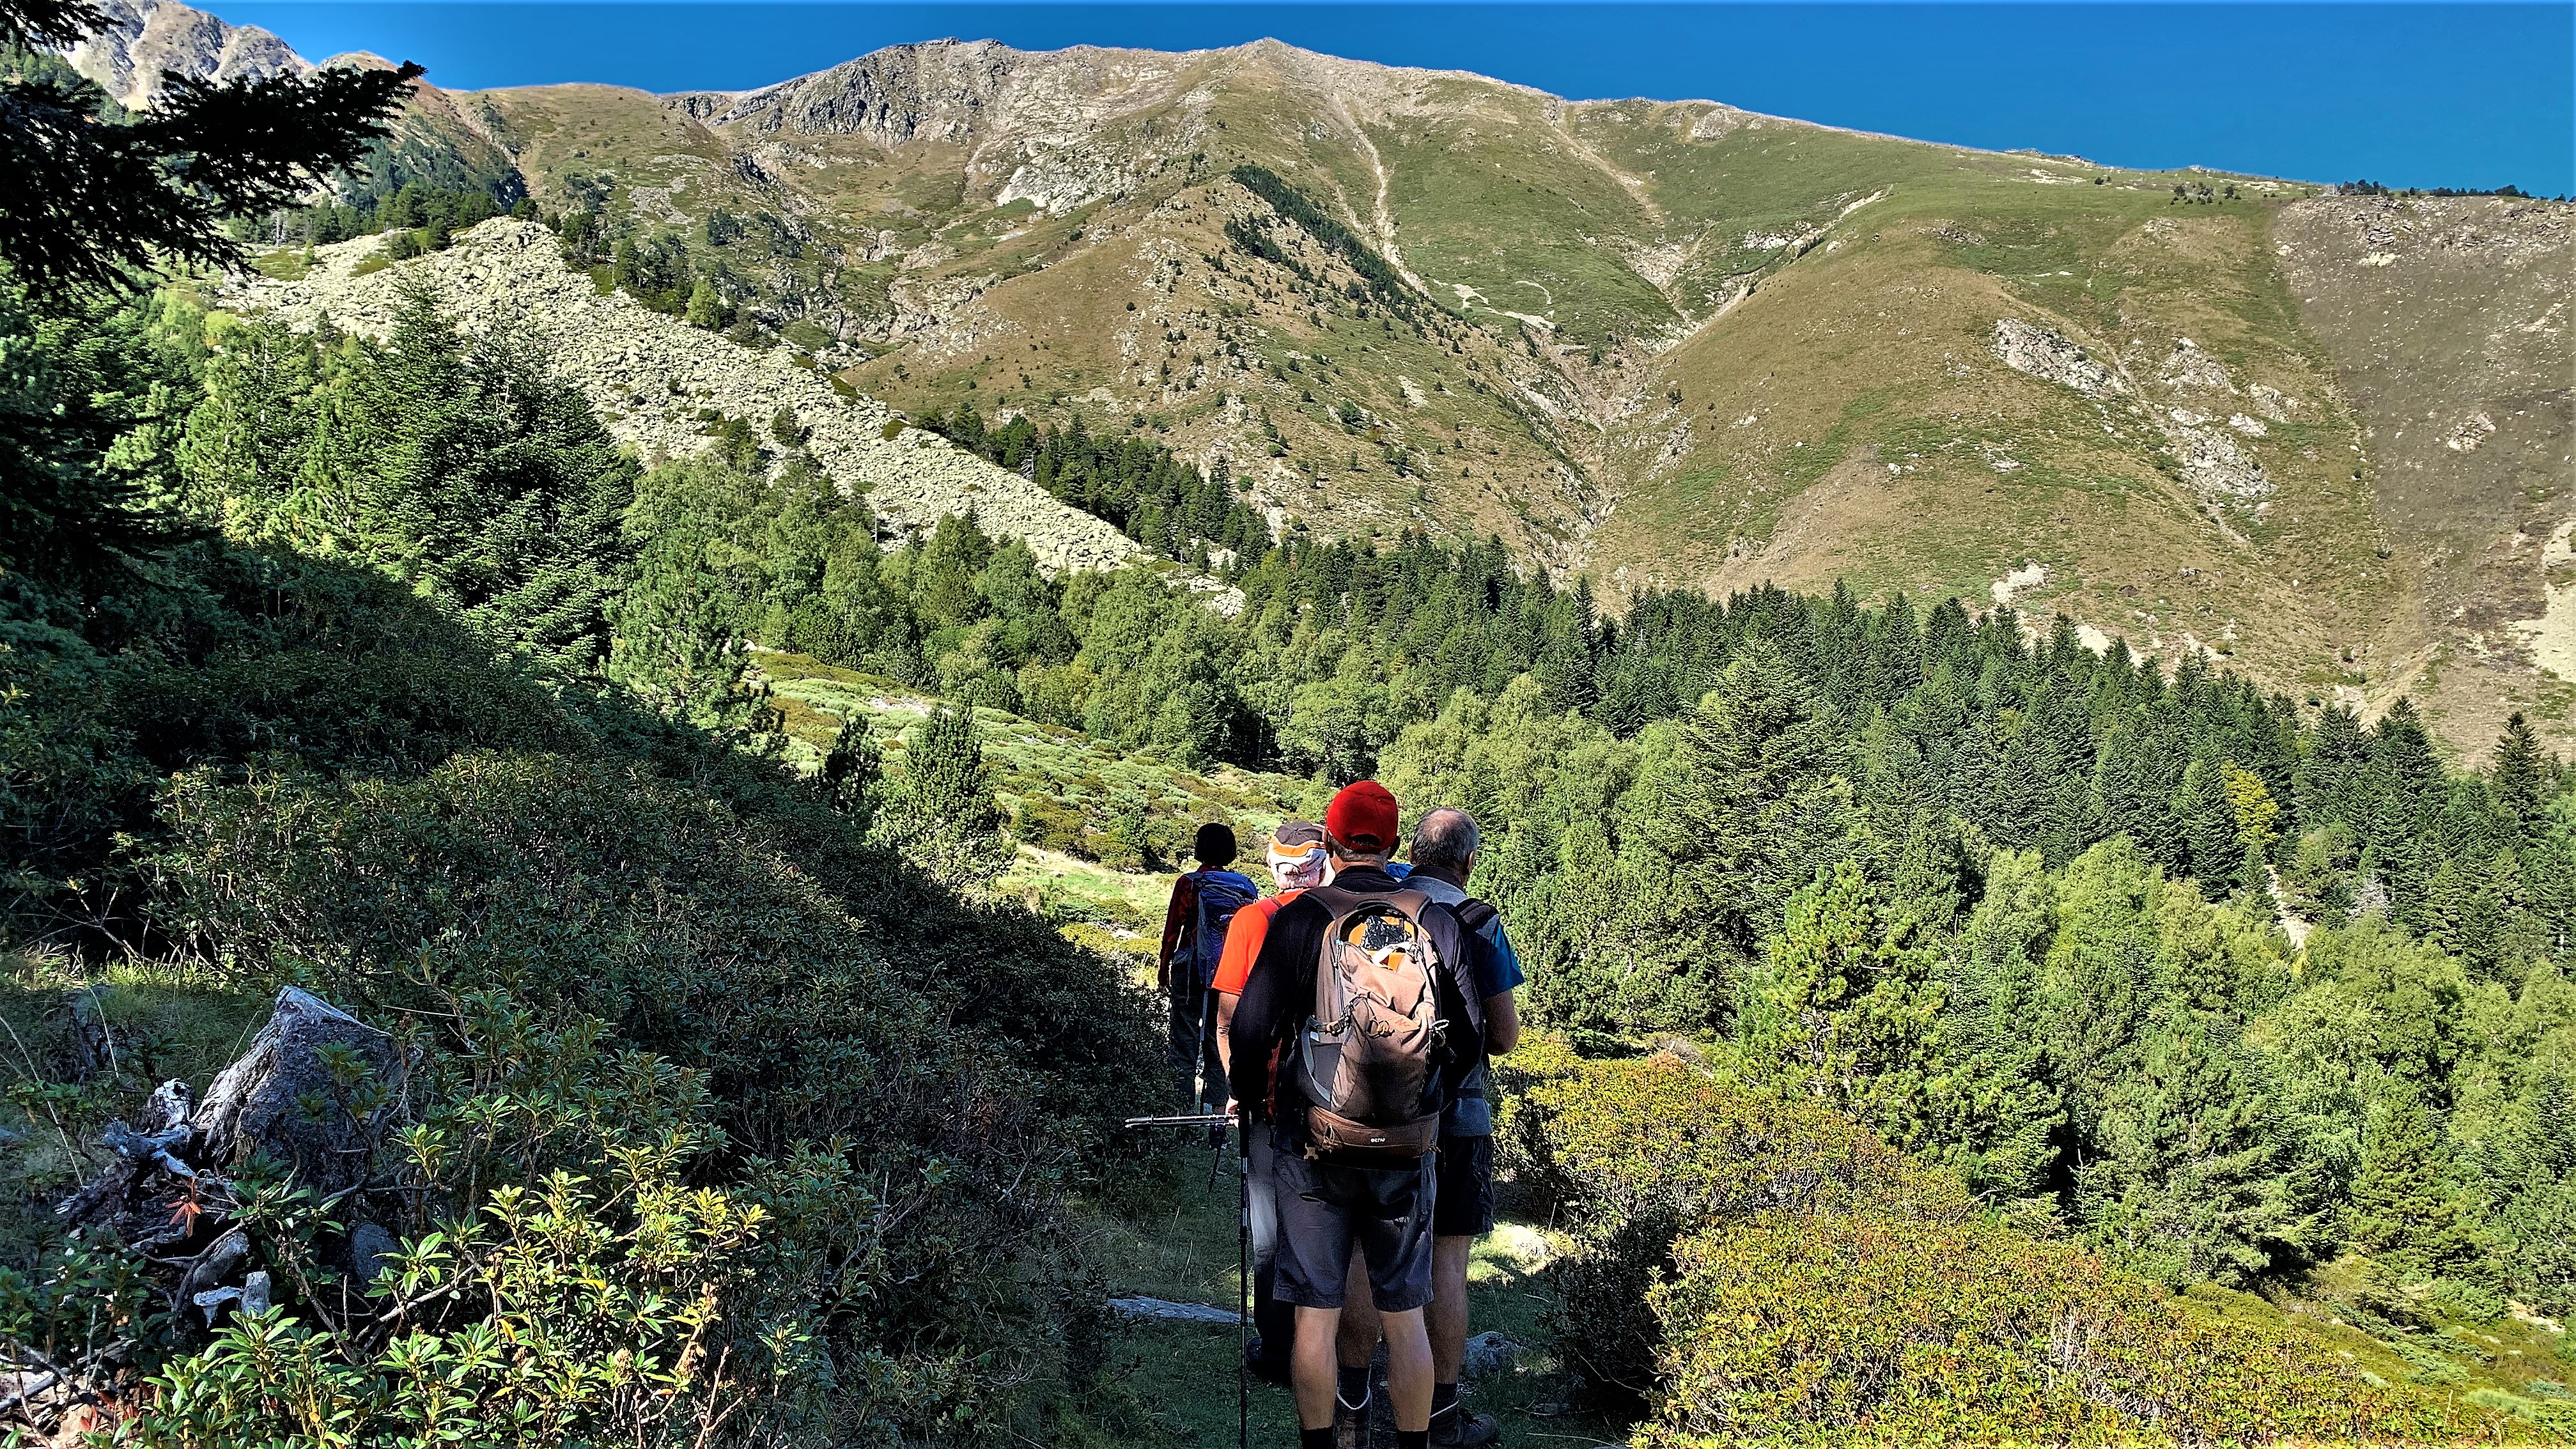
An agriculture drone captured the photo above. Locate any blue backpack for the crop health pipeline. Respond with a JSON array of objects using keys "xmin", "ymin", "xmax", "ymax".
[{"xmin": 1188, "ymin": 869, "xmax": 1261, "ymax": 989}]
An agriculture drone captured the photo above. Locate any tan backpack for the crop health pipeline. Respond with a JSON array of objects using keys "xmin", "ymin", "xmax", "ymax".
[{"xmin": 1298, "ymin": 887, "xmax": 1450, "ymax": 1163}]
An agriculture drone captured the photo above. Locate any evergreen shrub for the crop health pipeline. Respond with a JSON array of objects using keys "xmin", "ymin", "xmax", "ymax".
[
  {"xmin": 1643, "ymin": 1216, "xmax": 2534, "ymax": 1445},
  {"xmin": 1501, "ymin": 1046, "xmax": 2534, "ymax": 1443}
]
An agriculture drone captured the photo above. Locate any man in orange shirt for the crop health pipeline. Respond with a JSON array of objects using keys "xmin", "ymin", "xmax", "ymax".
[{"xmin": 1213, "ymin": 819, "xmax": 1328, "ymax": 1386}]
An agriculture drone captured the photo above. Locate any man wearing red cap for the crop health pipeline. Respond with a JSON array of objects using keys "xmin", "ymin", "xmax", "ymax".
[{"xmin": 1229, "ymin": 781, "xmax": 1487, "ymax": 1449}]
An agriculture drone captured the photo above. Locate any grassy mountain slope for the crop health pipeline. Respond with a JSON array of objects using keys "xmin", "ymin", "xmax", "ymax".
[
  {"xmin": 433, "ymin": 37, "xmax": 2570, "ymax": 757},
  {"xmin": 2274, "ymin": 194, "xmax": 2576, "ymax": 755}
]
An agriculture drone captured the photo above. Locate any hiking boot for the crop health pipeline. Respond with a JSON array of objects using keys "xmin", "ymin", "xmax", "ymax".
[
  {"xmin": 1427, "ymin": 1404, "xmax": 1498, "ymax": 1448},
  {"xmin": 1332, "ymin": 1393, "xmax": 1370, "ymax": 1448}
]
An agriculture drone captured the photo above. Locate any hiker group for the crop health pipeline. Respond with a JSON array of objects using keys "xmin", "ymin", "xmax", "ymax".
[{"xmin": 1159, "ymin": 782, "xmax": 1523, "ymax": 1449}]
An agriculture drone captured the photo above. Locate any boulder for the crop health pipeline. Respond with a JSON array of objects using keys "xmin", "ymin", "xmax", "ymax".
[
  {"xmin": 1462, "ymin": 1330, "xmax": 1522, "ymax": 1378},
  {"xmin": 190, "ymin": 986, "xmax": 403, "ymax": 1197},
  {"xmin": 348, "ymin": 1221, "xmax": 398, "ymax": 1286}
]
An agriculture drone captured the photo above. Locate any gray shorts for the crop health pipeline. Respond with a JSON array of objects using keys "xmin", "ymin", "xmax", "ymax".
[{"xmin": 1271, "ymin": 1142, "xmax": 1436, "ymax": 1313}]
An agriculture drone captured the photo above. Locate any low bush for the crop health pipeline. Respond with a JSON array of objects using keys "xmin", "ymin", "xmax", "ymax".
[
  {"xmin": 1643, "ymin": 1214, "xmax": 2535, "ymax": 1445},
  {"xmin": 1500, "ymin": 1042, "xmax": 2531, "ymax": 1443},
  {"xmin": 2, "ymin": 543, "xmax": 1163, "ymax": 1444},
  {"xmin": 1495, "ymin": 1043, "xmax": 1972, "ymax": 1402}
]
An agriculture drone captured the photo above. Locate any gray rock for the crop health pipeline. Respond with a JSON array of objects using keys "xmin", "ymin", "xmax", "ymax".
[
  {"xmin": 1461, "ymin": 1330, "xmax": 1521, "ymax": 1377},
  {"xmin": 349, "ymin": 1221, "xmax": 398, "ymax": 1286},
  {"xmin": 1994, "ymin": 319, "xmax": 2125, "ymax": 400},
  {"xmin": 191, "ymin": 986, "xmax": 403, "ymax": 1198},
  {"xmin": 57, "ymin": 0, "xmax": 307, "ymax": 111}
]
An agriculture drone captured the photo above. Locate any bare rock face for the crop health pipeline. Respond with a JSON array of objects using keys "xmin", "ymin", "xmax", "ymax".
[
  {"xmin": 191, "ymin": 986, "xmax": 402, "ymax": 1197},
  {"xmin": 1993, "ymin": 320, "xmax": 2124, "ymax": 399},
  {"xmin": 687, "ymin": 39, "xmax": 1023, "ymax": 145},
  {"xmin": 58, "ymin": 0, "xmax": 308, "ymax": 110}
]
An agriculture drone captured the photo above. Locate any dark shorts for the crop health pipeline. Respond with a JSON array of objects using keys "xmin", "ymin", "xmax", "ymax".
[
  {"xmin": 1271, "ymin": 1142, "xmax": 1436, "ymax": 1313},
  {"xmin": 1431, "ymin": 1133, "xmax": 1494, "ymax": 1238}
]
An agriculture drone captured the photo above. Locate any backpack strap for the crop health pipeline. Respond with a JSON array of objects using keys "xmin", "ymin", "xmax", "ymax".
[
  {"xmin": 1454, "ymin": 899, "xmax": 1500, "ymax": 937},
  {"xmin": 1301, "ymin": 884, "xmax": 1357, "ymax": 921}
]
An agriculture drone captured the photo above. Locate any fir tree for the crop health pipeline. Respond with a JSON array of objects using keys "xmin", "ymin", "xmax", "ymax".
[
  {"xmin": 2347, "ymin": 1080, "xmax": 2477, "ymax": 1274},
  {"xmin": 2076, "ymin": 1007, "xmax": 2299, "ymax": 1285},
  {"xmin": 1656, "ymin": 637, "xmax": 1858, "ymax": 957},
  {"xmin": 340, "ymin": 291, "xmax": 636, "ymax": 671},
  {"xmin": 2171, "ymin": 757, "xmax": 2241, "ymax": 887},
  {"xmin": 0, "ymin": 0, "xmax": 419, "ymax": 299},
  {"xmin": 2492, "ymin": 712, "xmax": 2549, "ymax": 844}
]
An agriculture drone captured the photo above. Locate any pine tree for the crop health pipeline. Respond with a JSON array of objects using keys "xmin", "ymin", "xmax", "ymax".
[
  {"xmin": 2042, "ymin": 839, "xmax": 2165, "ymax": 1154},
  {"xmin": 2076, "ymin": 1007, "xmax": 2297, "ymax": 1285},
  {"xmin": 1748, "ymin": 857, "xmax": 1947, "ymax": 1149},
  {"xmin": 175, "ymin": 316, "xmax": 317, "ymax": 531},
  {"xmin": 1930, "ymin": 850, "xmax": 2063, "ymax": 1199},
  {"xmin": 820, "ymin": 713, "xmax": 881, "ymax": 830},
  {"xmin": 2347, "ymin": 1080, "xmax": 2476, "ymax": 1274},
  {"xmin": 686, "ymin": 279, "xmax": 723, "ymax": 330},
  {"xmin": 887, "ymin": 706, "xmax": 1007, "ymax": 886}
]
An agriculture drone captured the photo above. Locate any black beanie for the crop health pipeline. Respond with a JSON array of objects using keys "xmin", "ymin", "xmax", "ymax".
[{"xmin": 1194, "ymin": 822, "xmax": 1238, "ymax": 866}]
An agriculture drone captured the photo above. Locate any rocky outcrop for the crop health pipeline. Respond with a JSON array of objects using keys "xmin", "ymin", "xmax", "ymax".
[
  {"xmin": 679, "ymin": 39, "xmax": 1029, "ymax": 144},
  {"xmin": 227, "ymin": 220, "xmax": 1175, "ymax": 580},
  {"xmin": 59, "ymin": 0, "xmax": 307, "ymax": 109},
  {"xmin": 1993, "ymin": 320, "xmax": 2125, "ymax": 400}
]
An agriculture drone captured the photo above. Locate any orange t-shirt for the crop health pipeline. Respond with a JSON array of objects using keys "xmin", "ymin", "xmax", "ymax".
[{"xmin": 1212, "ymin": 890, "xmax": 1301, "ymax": 996}]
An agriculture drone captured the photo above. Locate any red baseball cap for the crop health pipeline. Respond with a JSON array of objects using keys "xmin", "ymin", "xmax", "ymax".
[{"xmin": 1325, "ymin": 780, "xmax": 1400, "ymax": 854}]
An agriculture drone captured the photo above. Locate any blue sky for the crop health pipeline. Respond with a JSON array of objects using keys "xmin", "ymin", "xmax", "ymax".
[{"xmin": 224, "ymin": 4, "xmax": 2574, "ymax": 194}]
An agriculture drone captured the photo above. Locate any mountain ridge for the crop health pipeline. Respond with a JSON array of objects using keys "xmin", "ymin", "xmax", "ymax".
[{"xmin": 85, "ymin": 1, "xmax": 2572, "ymax": 760}]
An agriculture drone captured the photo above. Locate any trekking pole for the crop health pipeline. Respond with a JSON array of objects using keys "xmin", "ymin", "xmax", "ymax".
[
  {"xmin": 1126, "ymin": 1111, "xmax": 1252, "ymax": 1449},
  {"xmin": 1238, "ymin": 1119, "xmax": 1252, "ymax": 1449}
]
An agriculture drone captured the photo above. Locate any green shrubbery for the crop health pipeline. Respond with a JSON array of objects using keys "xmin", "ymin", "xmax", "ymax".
[
  {"xmin": 1, "ymin": 527, "xmax": 1161, "ymax": 1441},
  {"xmin": 1502, "ymin": 1046, "xmax": 2537, "ymax": 1443},
  {"xmin": 1496, "ymin": 1042, "xmax": 1971, "ymax": 1403},
  {"xmin": 0, "ymin": 267, "xmax": 1161, "ymax": 1440},
  {"xmin": 1645, "ymin": 1216, "xmax": 2529, "ymax": 1446}
]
